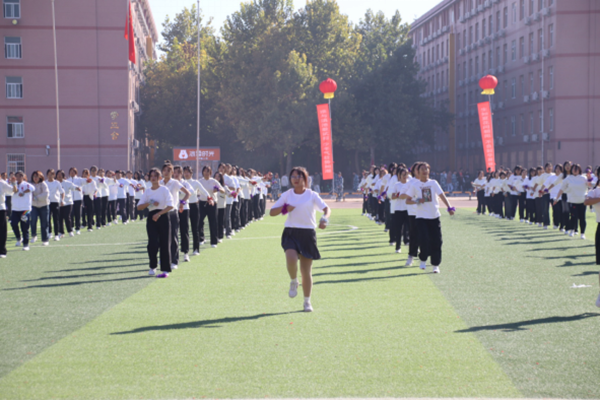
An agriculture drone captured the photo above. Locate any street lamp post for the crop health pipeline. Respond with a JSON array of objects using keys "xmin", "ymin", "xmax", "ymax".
[
  {"xmin": 195, "ymin": 0, "xmax": 201, "ymax": 179},
  {"xmin": 51, "ymin": 0, "xmax": 61, "ymax": 169}
]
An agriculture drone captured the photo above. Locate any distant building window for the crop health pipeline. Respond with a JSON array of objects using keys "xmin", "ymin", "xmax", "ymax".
[
  {"xmin": 482, "ymin": 53, "xmax": 486, "ymax": 73},
  {"xmin": 519, "ymin": 37, "xmax": 525, "ymax": 57},
  {"xmin": 503, "ymin": 44, "xmax": 508, "ymax": 64},
  {"xmin": 520, "ymin": 0, "xmax": 525, "ymax": 20},
  {"xmin": 488, "ymin": 16, "xmax": 493, "ymax": 35},
  {"xmin": 520, "ymin": 114, "xmax": 525, "ymax": 135},
  {"xmin": 4, "ymin": 36, "xmax": 21, "ymax": 59},
  {"xmin": 520, "ymin": 75, "xmax": 525, "ymax": 96},
  {"xmin": 529, "ymin": 72, "xmax": 534, "ymax": 92},
  {"xmin": 3, "ymin": 0, "xmax": 19, "ymax": 18},
  {"xmin": 482, "ymin": 19, "xmax": 486, "ymax": 38},
  {"xmin": 7, "ymin": 116, "xmax": 23, "ymax": 138},
  {"xmin": 530, "ymin": 112, "xmax": 534, "ymax": 134},
  {"xmin": 511, "ymin": 40, "xmax": 516, "ymax": 61},
  {"xmin": 548, "ymin": 24, "xmax": 554, "ymax": 47},
  {"xmin": 512, "ymin": 2, "xmax": 517, "ymax": 23},
  {"xmin": 539, "ymin": 69, "xmax": 543, "ymax": 91},
  {"xmin": 503, "ymin": 7, "xmax": 508, "ymax": 28},
  {"xmin": 549, "ymin": 66, "xmax": 554, "ymax": 89},
  {"xmin": 529, "ymin": 32, "xmax": 534, "ymax": 55},
  {"xmin": 7, "ymin": 153, "xmax": 24, "ymax": 174},
  {"xmin": 549, "ymin": 108, "xmax": 554, "ymax": 131},
  {"xmin": 496, "ymin": 11, "xmax": 501, "ymax": 32},
  {"xmin": 529, "ymin": 0, "xmax": 534, "ymax": 16},
  {"xmin": 511, "ymin": 116, "xmax": 516, "ymax": 136},
  {"xmin": 6, "ymin": 76, "xmax": 22, "ymax": 98},
  {"xmin": 539, "ymin": 110, "xmax": 543, "ymax": 133},
  {"xmin": 511, "ymin": 78, "xmax": 516, "ymax": 98}
]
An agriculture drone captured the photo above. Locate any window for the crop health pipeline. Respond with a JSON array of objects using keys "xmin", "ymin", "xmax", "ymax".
[
  {"xmin": 548, "ymin": 24, "xmax": 554, "ymax": 47},
  {"xmin": 482, "ymin": 19, "xmax": 486, "ymax": 38},
  {"xmin": 488, "ymin": 16, "xmax": 493, "ymax": 35},
  {"xmin": 530, "ymin": 112, "xmax": 534, "ymax": 134},
  {"xmin": 496, "ymin": 11, "xmax": 501, "ymax": 32},
  {"xmin": 529, "ymin": 0, "xmax": 534, "ymax": 15},
  {"xmin": 511, "ymin": 116, "xmax": 516, "ymax": 136},
  {"xmin": 511, "ymin": 40, "xmax": 516, "ymax": 61},
  {"xmin": 7, "ymin": 116, "xmax": 23, "ymax": 138},
  {"xmin": 4, "ymin": 36, "xmax": 21, "ymax": 59},
  {"xmin": 520, "ymin": 0, "xmax": 525, "ymax": 20},
  {"xmin": 3, "ymin": 0, "xmax": 20, "ymax": 18},
  {"xmin": 549, "ymin": 66, "xmax": 554, "ymax": 89},
  {"xmin": 463, "ymin": 61, "xmax": 467, "ymax": 79},
  {"xmin": 489, "ymin": 51, "xmax": 493, "ymax": 70},
  {"xmin": 482, "ymin": 53, "xmax": 486, "ymax": 72},
  {"xmin": 463, "ymin": 30, "xmax": 467, "ymax": 48},
  {"xmin": 511, "ymin": 78, "xmax": 516, "ymax": 98},
  {"xmin": 475, "ymin": 23, "xmax": 479, "ymax": 42},
  {"xmin": 529, "ymin": 32, "xmax": 534, "ymax": 54},
  {"xmin": 475, "ymin": 56, "xmax": 479, "ymax": 75},
  {"xmin": 5, "ymin": 76, "xmax": 22, "ymax": 98},
  {"xmin": 504, "ymin": 80, "xmax": 508, "ymax": 100},
  {"xmin": 503, "ymin": 44, "xmax": 508, "ymax": 64},
  {"xmin": 457, "ymin": 34, "xmax": 461, "ymax": 49},
  {"xmin": 538, "ymin": 29, "xmax": 543, "ymax": 51},
  {"xmin": 496, "ymin": 47, "xmax": 501, "ymax": 67},
  {"xmin": 441, "ymin": 42, "xmax": 444, "ymax": 58},
  {"xmin": 549, "ymin": 108, "xmax": 554, "ymax": 131},
  {"xmin": 519, "ymin": 37, "xmax": 525, "ymax": 57},
  {"xmin": 539, "ymin": 110, "xmax": 543, "ymax": 132},
  {"xmin": 503, "ymin": 7, "xmax": 508, "ymax": 28},
  {"xmin": 457, "ymin": 64, "xmax": 461, "ymax": 81},
  {"xmin": 538, "ymin": 0, "xmax": 543, "ymax": 12},
  {"xmin": 520, "ymin": 75, "xmax": 525, "ymax": 96},
  {"xmin": 469, "ymin": 58, "xmax": 473, "ymax": 76},
  {"xmin": 512, "ymin": 2, "xmax": 517, "ymax": 23},
  {"xmin": 469, "ymin": 26, "xmax": 473, "ymax": 44},
  {"xmin": 529, "ymin": 72, "xmax": 534, "ymax": 92},
  {"xmin": 520, "ymin": 114, "xmax": 525, "ymax": 135},
  {"xmin": 7, "ymin": 154, "xmax": 24, "ymax": 174}
]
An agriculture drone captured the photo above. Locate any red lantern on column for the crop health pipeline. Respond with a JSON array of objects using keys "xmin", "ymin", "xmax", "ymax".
[
  {"xmin": 319, "ymin": 78, "xmax": 337, "ymax": 99},
  {"xmin": 479, "ymin": 75, "xmax": 498, "ymax": 95}
]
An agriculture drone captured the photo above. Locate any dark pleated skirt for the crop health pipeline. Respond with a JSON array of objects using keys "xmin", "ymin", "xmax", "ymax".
[{"xmin": 281, "ymin": 227, "xmax": 321, "ymax": 260}]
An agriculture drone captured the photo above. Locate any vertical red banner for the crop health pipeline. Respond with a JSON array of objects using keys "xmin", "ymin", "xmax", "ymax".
[
  {"xmin": 477, "ymin": 101, "xmax": 496, "ymax": 172},
  {"xmin": 317, "ymin": 103, "xmax": 334, "ymax": 180}
]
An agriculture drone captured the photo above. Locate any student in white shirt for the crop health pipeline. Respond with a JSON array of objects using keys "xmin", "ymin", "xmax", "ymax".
[
  {"xmin": 2, "ymin": 172, "xmax": 13, "ymax": 216},
  {"xmin": 46, "ymin": 169, "xmax": 65, "ymax": 241},
  {"xmin": 80, "ymin": 169, "xmax": 98, "ymax": 232},
  {"xmin": 506, "ymin": 166, "xmax": 523, "ymax": 220},
  {"xmin": 523, "ymin": 168, "xmax": 536, "ymax": 224},
  {"xmin": 583, "ymin": 166, "xmax": 600, "ymax": 308},
  {"xmin": 390, "ymin": 166, "xmax": 410, "ymax": 253},
  {"xmin": 115, "ymin": 170, "xmax": 130, "ymax": 224},
  {"xmin": 237, "ymin": 168, "xmax": 250, "ymax": 228},
  {"xmin": 160, "ymin": 163, "xmax": 191, "ymax": 269},
  {"xmin": 10, "ymin": 171, "xmax": 35, "ymax": 251},
  {"xmin": 56, "ymin": 169, "xmax": 79, "ymax": 237},
  {"xmin": 90, "ymin": 166, "xmax": 105, "ymax": 229},
  {"xmin": 405, "ymin": 162, "xmax": 455, "ymax": 274},
  {"xmin": 68, "ymin": 167, "xmax": 84, "ymax": 233},
  {"xmin": 96, "ymin": 168, "xmax": 111, "ymax": 227},
  {"xmin": 0, "ymin": 175, "xmax": 14, "ymax": 257},
  {"xmin": 125, "ymin": 171, "xmax": 136, "ymax": 222},
  {"xmin": 133, "ymin": 171, "xmax": 145, "ymax": 221},
  {"xmin": 231, "ymin": 165, "xmax": 242, "ymax": 233},
  {"xmin": 472, "ymin": 170, "xmax": 487, "ymax": 215},
  {"xmin": 544, "ymin": 164, "xmax": 564, "ymax": 229},
  {"xmin": 198, "ymin": 166, "xmax": 223, "ymax": 247},
  {"xmin": 270, "ymin": 166, "xmax": 331, "ymax": 312},
  {"xmin": 215, "ymin": 172, "xmax": 228, "ymax": 243},
  {"xmin": 137, "ymin": 168, "xmax": 175, "ymax": 278},
  {"xmin": 555, "ymin": 163, "xmax": 588, "ymax": 238},
  {"xmin": 173, "ymin": 166, "xmax": 193, "ymax": 262},
  {"xmin": 405, "ymin": 162, "xmax": 422, "ymax": 267},
  {"xmin": 183, "ymin": 166, "xmax": 210, "ymax": 256},
  {"xmin": 106, "ymin": 170, "xmax": 119, "ymax": 225},
  {"xmin": 219, "ymin": 163, "xmax": 236, "ymax": 239}
]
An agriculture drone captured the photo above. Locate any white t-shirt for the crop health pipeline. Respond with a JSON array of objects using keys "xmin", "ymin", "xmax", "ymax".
[
  {"xmin": 405, "ymin": 177, "xmax": 419, "ymax": 216},
  {"xmin": 126, "ymin": 178, "xmax": 136, "ymax": 196},
  {"xmin": 160, "ymin": 179, "xmax": 184, "ymax": 211},
  {"xmin": 223, "ymin": 174, "xmax": 236, "ymax": 205},
  {"xmin": 108, "ymin": 179, "xmax": 119, "ymax": 201},
  {"xmin": 199, "ymin": 178, "xmax": 223, "ymax": 201},
  {"xmin": 561, "ymin": 174, "xmax": 588, "ymax": 204},
  {"xmin": 93, "ymin": 176, "xmax": 109, "ymax": 197},
  {"xmin": 390, "ymin": 181, "xmax": 409, "ymax": 212},
  {"xmin": 68, "ymin": 176, "xmax": 84, "ymax": 201},
  {"xmin": 544, "ymin": 174, "xmax": 562, "ymax": 200},
  {"xmin": 140, "ymin": 186, "xmax": 174, "ymax": 212},
  {"xmin": 0, "ymin": 180, "xmax": 13, "ymax": 211},
  {"xmin": 12, "ymin": 182, "xmax": 35, "ymax": 212},
  {"xmin": 60, "ymin": 180, "xmax": 79, "ymax": 206},
  {"xmin": 179, "ymin": 180, "xmax": 193, "ymax": 210},
  {"xmin": 272, "ymin": 189, "xmax": 328, "ymax": 230},
  {"xmin": 586, "ymin": 188, "xmax": 600, "ymax": 222},
  {"xmin": 134, "ymin": 180, "xmax": 145, "ymax": 200},
  {"xmin": 406, "ymin": 179, "xmax": 444, "ymax": 219},
  {"xmin": 472, "ymin": 178, "xmax": 487, "ymax": 191},
  {"xmin": 81, "ymin": 178, "xmax": 98, "ymax": 200},
  {"xmin": 46, "ymin": 180, "xmax": 64, "ymax": 203},
  {"xmin": 116, "ymin": 178, "xmax": 129, "ymax": 199}
]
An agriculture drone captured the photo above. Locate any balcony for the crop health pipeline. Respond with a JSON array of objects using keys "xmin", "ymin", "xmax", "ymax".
[
  {"xmin": 484, "ymin": 0, "xmax": 491, "ymax": 8},
  {"xmin": 523, "ymin": 135, "xmax": 530, "ymax": 142},
  {"xmin": 485, "ymin": 36, "xmax": 492, "ymax": 44},
  {"xmin": 542, "ymin": 91, "xmax": 550, "ymax": 99},
  {"xmin": 478, "ymin": 5, "xmax": 484, "ymax": 12},
  {"xmin": 459, "ymin": 48, "xmax": 465, "ymax": 55},
  {"xmin": 459, "ymin": 80, "xmax": 464, "ymax": 87}
]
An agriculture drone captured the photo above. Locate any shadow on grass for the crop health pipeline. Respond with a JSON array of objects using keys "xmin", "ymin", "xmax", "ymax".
[
  {"xmin": 572, "ymin": 271, "xmax": 599, "ymax": 277},
  {"xmin": 111, "ymin": 311, "xmax": 303, "ymax": 334},
  {"xmin": 50, "ymin": 263, "xmax": 144, "ymax": 272},
  {"xmin": 23, "ymin": 268, "xmax": 145, "ymax": 281},
  {"xmin": 456, "ymin": 313, "xmax": 600, "ymax": 333},
  {"xmin": 4, "ymin": 276, "xmax": 149, "ymax": 290},
  {"xmin": 313, "ymin": 265, "xmax": 415, "ymax": 277},
  {"xmin": 316, "ymin": 260, "xmax": 400, "ymax": 269},
  {"xmin": 315, "ymin": 272, "xmax": 427, "ymax": 285},
  {"xmin": 68, "ymin": 258, "xmax": 142, "ymax": 265}
]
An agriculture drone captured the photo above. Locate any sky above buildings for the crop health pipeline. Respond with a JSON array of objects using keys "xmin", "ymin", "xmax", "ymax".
[{"xmin": 148, "ymin": 0, "xmax": 441, "ymax": 38}]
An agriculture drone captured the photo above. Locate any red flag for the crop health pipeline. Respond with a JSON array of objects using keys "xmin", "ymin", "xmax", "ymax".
[
  {"xmin": 125, "ymin": 1, "xmax": 136, "ymax": 64},
  {"xmin": 477, "ymin": 101, "xmax": 496, "ymax": 172},
  {"xmin": 317, "ymin": 104, "xmax": 334, "ymax": 180}
]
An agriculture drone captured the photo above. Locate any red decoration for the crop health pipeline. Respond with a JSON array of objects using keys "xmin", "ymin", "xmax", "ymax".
[
  {"xmin": 319, "ymin": 78, "xmax": 337, "ymax": 99},
  {"xmin": 479, "ymin": 75, "xmax": 498, "ymax": 95},
  {"xmin": 124, "ymin": 1, "xmax": 136, "ymax": 64}
]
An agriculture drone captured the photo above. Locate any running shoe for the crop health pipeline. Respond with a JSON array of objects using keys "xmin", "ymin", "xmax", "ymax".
[
  {"xmin": 211, "ymin": 244, "xmax": 217, "ymax": 248},
  {"xmin": 419, "ymin": 261, "xmax": 426, "ymax": 270},
  {"xmin": 192, "ymin": 251, "xmax": 200, "ymax": 256},
  {"xmin": 171, "ymin": 263, "xmax": 178, "ymax": 270},
  {"xmin": 200, "ymin": 241, "xmax": 205, "ymax": 245},
  {"xmin": 15, "ymin": 240, "xmax": 21, "ymax": 247},
  {"xmin": 389, "ymin": 242, "xmax": 394, "ymax": 246},
  {"xmin": 289, "ymin": 280, "xmax": 298, "ymax": 298},
  {"xmin": 76, "ymin": 230, "xmax": 81, "ymax": 235},
  {"xmin": 0, "ymin": 255, "xmax": 6, "ymax": 258},
  {"xmin": 226, "ymin": 236, "xmax": 232, "ymax": 239},
  {"xmin": 23, "ymin": 246, "xmax": 30, "ymax": 251},
  {"xmin": 405, "ymin": 256, "xmax": 413, "ymax": 267},
  {"xmin": 156, "ymin": 273, "xmax": 169, "ymax": 278},
  {"xmin": 433, "ymin": 266, "xmax": 440, "ymax": 274},
  {"xmin": 88, "ymin": 229, "xmax": 93, "ymax": 232},
  {"xmin": 184, "ymin": 254, "xmax": 190, "ymax": 262},
  {"xmin": 148, "ymin": 269, "xmax": 156, "ymax": 276},
  {"xmin": 596, "ymin": 293, "xmax": 600, "ymax": 308},
  {"xmin": 54, "ymin": 236, "xmax": 60, "ymax": 241},
  {"xmin": 42, "ymin": 242, "xmax": 49, "ymax": 246},
  {"xmin": 569, "ymin": 231, "xmax": 575, "ymax": 237},
  {"xmin": 69, "ymin": 232, "xmax": 74, "ymax": 237},
  {"xmin": 396, "ymin": 249, "xmax": 401, "ymax": 254},
  {"xmin": 31, "ymin": 236, "xmax": 37, "ymax": 243},
  {"xmin": 581, "ymin": 234, "xmax": 586, "ymax": 240},
  {"xmin": 303, "ymin": 300, "xmax": 313, "ymax": 312}
]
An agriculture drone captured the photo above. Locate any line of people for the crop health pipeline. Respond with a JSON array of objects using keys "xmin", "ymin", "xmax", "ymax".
[{"xmin": 358, "ymin": 162, "xmax": 455, "ymax": 274}]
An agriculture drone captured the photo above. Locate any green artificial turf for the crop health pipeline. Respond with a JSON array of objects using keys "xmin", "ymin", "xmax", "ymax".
[{"xmin": 0, "ymin": 207, "xmax": 598, "ymax": 399}]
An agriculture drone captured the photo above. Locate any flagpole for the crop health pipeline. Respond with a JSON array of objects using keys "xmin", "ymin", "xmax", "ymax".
[
  {"xmin": 126, "ymin": 0, "xmax": 131, "ymax": 171},
  {"xmin": 51, "ymin": 0, "xmax": 61, "ymax": 169},
  {"xmin": 195, "ymin": 0, "xmax": 201, "ymax": 179}
]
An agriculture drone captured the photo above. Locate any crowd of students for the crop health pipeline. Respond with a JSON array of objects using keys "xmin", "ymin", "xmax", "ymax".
[{"xmin": 358, "ymin": 162, "xmax": 456, "ymax": 274}]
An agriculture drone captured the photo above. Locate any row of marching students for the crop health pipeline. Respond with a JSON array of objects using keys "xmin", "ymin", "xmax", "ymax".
[
  {"xmin": 358, "ymin": 162, "xmax": 455, "ymax": 273},
  {"xmin": 471, "ymin": 161, "xmax": 598, "ymax": 239},
  {"xmin": 0, "ymin": 167, "xmax": 150, "ymax": 256},
  {"xmin": 137, "ymin": 162, "xmax": 271, "ymax": 278}
]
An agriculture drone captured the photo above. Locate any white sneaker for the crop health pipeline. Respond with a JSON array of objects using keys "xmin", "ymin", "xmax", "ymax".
[
  {"xmin": 54, "ymin": 235, "xmax": 60, "ymax": 241},
  {"xmin": 23, "ymin": 246, "xmax": 30, "ymax": 251},
  {"xmin": 31, "ymin": 236, "xmax": 37, "ymax": 243},
  {"xmin": 211, "ymin": 244, "xmax": 217, "ymax": 248},
  {"xmin": 42, "ymin": 242, "xmax": 49, "ymax": 246},
  {"xmin": 419, "ymin": 261, "xmax": 426, "ymax": 270},
  {"xmin": 184, "ymin": 254, "xmax": 190, "ymax": 262},
  {"xmin": 148, "ymin": 269, "xmax": 156, "ymax": 276},
  {"xmin": 563, "ymin": 229, "xmax": 568, "ymax": 234},
  {"xmin": 569, "ymin": 231, "xmax": 575, "ymax": 237},
  {"xmin": 231, "ymin": 232, "xmax": 236, "ymax": 236},
  {"xmin": 200, "ymin": 241, "xmax": 205, "ymax": 245},
  {"xmin": 581, "ymin": 234, "xmax": 586, "ymax": 240},
  {"xmin": 15, "ymin": 240, "xmax": 21, "ymax": 247},
  {"xmin": 433, "ymin": 266, "xmax": 440, "ymax": 274},
  {"xmin": 543, "ymin": 226, "xmax": 548, "ymax": 230},
  {"xmin": 0, "ymin": 254, "xmax": 6, "ymax": 258},
  {"xmin": 76, "ymin": 230, "xmax": 80, "ymax": 235},
  {"xmin": 289, "ymin": 280, "xmax": 298, "ymax": 298},
  {"xmin": 107, "ymin": 222, "xmax": 111, "ymax": 227},
  {"xmin": 69, "ymin": 232, "xmax": 74, "ymax": 237},
  {"xmin": 88, "ymin": 229, "xmax": 93, "ymax": 232},
  {"xmin": 171, "ymin": 263, "xmax": 178, "ymax": 270},
  {"xmin": 396, "ymin": 249, "xmax": 401, "ymax": 253},
  {"xmin": 97, "ymin": 226, "xmax": 101, "ymax": 230},
  {"xmin": 192, "ymin": 251, "xmax": 200, "ymax": 256},
  {"xmin": 553, "ymin": 225, "xmax": 558, "ymax": 229},
  {"xmin": 596, "ymin": 293, "xmax": 600, "ymax": 308},
  {"xmin": 405, "ymin": 256, "xmax": 413, "ymax": 266},
  {"xmin": 113, "ymin": 219, "xmax": 118, "ymax": 224},
  {"xmin": 226, "ymin": 236, "xmax": 232, "ymax": 239},
  {"xmin": 303, "ymin": 300, "xmax": 313, "ymax": 312},
  {"xmin": 218, "ymin": 239, "xmax": 223, "ymax": 243}
]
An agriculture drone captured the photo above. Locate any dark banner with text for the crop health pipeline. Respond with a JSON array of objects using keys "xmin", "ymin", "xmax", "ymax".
[{"xmin": 317, "ymin": 103, "xmax": 334, "ymax": 180}]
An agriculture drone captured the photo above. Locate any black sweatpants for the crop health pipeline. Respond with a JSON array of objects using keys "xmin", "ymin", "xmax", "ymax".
[
  {"xmin": 417, "ymin": 217, "xmax": 443, "ymax": 267},
  {"xmin": 518, "ymin": 192, "xmax": 526, "ymax": 220},
  {"xmin": 509, "ymin": 194, "xmax": 520, "ymax": 219},
  {"xmin": 108, "ymin": 200, "xmax": 117, "ymax": 223},
  {"xmin": 94, "ymin": 197, "xmax": 103, "ymax": 228},
  {"xmin": 59, "ymin": 204, "xmax": 73, "ymax": 235},
  {"xmin": 232, "ymin": 201, "xmax": 240, "ymax": 231},
  {"xmin": 595, "ymin": 222, "xmax": 600, "ymax": 265},
  {"xmin": 101, "ymin": 196, "xmax": 108, "ymax": 225},
  {"xmin": 72, "ymin": 200, "xmax": 82, "ymax": 230},
  {"xmin": 393, "ymin": 210, "xmax": 408, "ymax": 251},
  {"xmin": 384, "ymin": 199, "xmax": 392, "ymax": 230},
  {"xmin": 552, "ymin": 199, "xmax": 563, "ymax": 229},
  {"xmin": 168, "ymin": 211, "xmax": 180, "ymax": 265},
  {"xmin": 535, "ymin": 197, "xmax": 544, "ymax": 224},
  {"xmin": 0, "ymin": 210, "xmax": 6, "ymax": 256},
  {"xmin": 569, "ymin": 203, "xmax": 586, "ymax": 234},
  {"xmin": 49, "ymin": 202, "xmax": 60, "ymax": 236},
  {"xmin": 476, "ymin": 190, "xmax": 485, "ymax": 214},
  {"xmin": 146, "ymin": 210, "xmax": 171, "ymax": 272},
  {"xmin": 199, "ymin": 201, "xmax": 218, "ymax": 245},
  {"xmin": 189, "ymin": 202, "xmax": 200, "ymax": 252},
  {"xmin": 240, "ymin": 199, "xmax": 248, "ymax": 227},
  {"xmin": 83, "ymin": 196, "xmax": 94, "ymax": 230},
  {"xmin": 408, "ymin": 215, "xmax": 419, "ymax": 258},
  {"xmin": 126, "ymin": 194, "xmax": 134, "ymax": 221},
  {"xmin": 526, "ymin": 198, "xmax": 536, "ymax": 223},
  {"xmin": 252, "ymin": 196, "xmax": 260, "ymax": 221},
  {"xmin": 224, "ymin": 204, "xmax": 232, "ymax": 236},
  {"xmin": 179, "ymin": 209, "xmax": 189, "ymax": 255},
  {"xmin": 217, "ymin": 207, "xmax": 225, "ymax": 240},
  {"xmin": 362, "ymin": 196, "xmax": 368, "ymax": 214},
  {"xmin": 542, "ymin": 194, "xmax": 551, "ymax": 226},
  {"xmin": 117, "ymin": 198, "xmax": 128, "ymax": 223}
]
